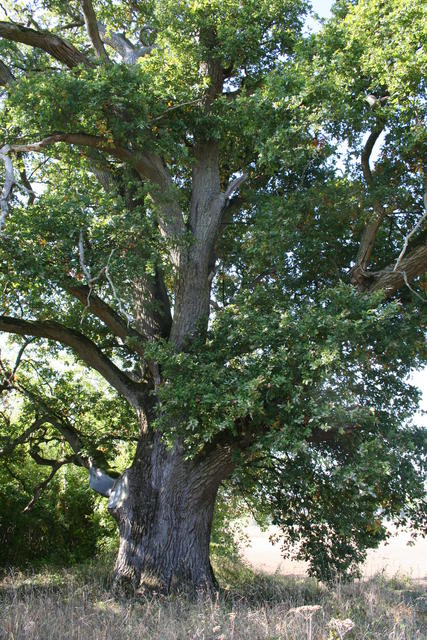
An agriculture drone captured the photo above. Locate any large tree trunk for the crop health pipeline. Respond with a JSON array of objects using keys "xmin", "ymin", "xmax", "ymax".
[{"xmin": 108, "ymin": 432, "xmax": 233, "ymax": 593}]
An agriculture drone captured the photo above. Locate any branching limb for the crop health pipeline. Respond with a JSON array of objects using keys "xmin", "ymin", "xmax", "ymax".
[
  {"xmin": 9, "ymin": 133, "xmax": 185, "ymax": 225},
  {"xmin": 2, "ymin": 375, "xmax": 113, "ymax": 469},
  {"xmin": 8, "ymin": 134, "xmax": 185, "ymax": 243},
  {"xmin": 24, "ymin": 452, "xmax": 115, "ymax": 508},
  {"xmin": 149, "ymin": 98, "xmax": 202, "ymax": 123},
  {"xmin": 394, "ymin": 176, "xmax": 427, "ymax": 272},
  {"xmin": 352, "ymin": 164, "xmax": 427, "ymax": 296},
  {"xmin": 1, "ymin": 380, "xmax": 118, "ymax": 499},
  {"xmin": 369, "ymin": 244, "xmax": 427, "ymax": 298},
  {"xmin": 23, "ymin": 459, "xmax": 67, "ymax": 511},
  {"xmin": 361, "ymin": 128, "xmax": 382, "ymax": 186},
  {"xmin": 350, "ymin": 127, "xmax": 386, "ymax": 286},
  {"xmin": 81, "ymin": 0, "xmax": 109, "ymax": 61},
  {"xmin": 0, "ymin": 416, "xmax": 46, "ymax": 457},
  {"xmin": 10, "ymin": 338, "xmax": 34, "ymax": 378},
  {"xmin": 10, "ymin": 133, "xmax": 135, "ymax": 163},
  {"xmin": 0, "ymin": 20, "xmax": 91, "ymax": 68},
  {"xmin": 0, "ymin": 315, "xmax": 146, "ymax": 407},
  {"xmin": 17, "ymin": 157, "xmax": 36, "ymax": 205},
  {"xmin": 3, "ymin": 461, "xmax": 30, "ymax": 492}
]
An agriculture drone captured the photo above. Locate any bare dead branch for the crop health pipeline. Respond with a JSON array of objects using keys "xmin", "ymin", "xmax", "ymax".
[
  {"xmin": 88, "ymin": 465, "xmax": 116, "ymax": 496},
  {"xmin": 394, "ymin": 212, "xmax": 427, "ymax": 273},
  {"xmin": 0, "ymin": 144, "xmax": 14, "ymax": 232},
  {"xmin": 78, "ymin": 229, "xmax": 95, "ymax": 285},
  {"xmin": 399, "ymin": 270, "xmax": 427, "ymax": 303},
  {"xmin": 365, "ymin": 94, "xmax": 389, "ymax": 109},
  {"xmin": 224, "ymin": 172, "xmax": 248, "ymax": 200},
  {"xmin": 394, "ymin": 176, "xmax": 427, "ymax": 272},
  {"xmin": 97, "ymin": 22, "xmax": 155, "ymax": 63},
  {"xmin": 104, "ymin": 262, "xmax": 134, "ymax": 326},
  {"xmin": 0, "ymin": 148, "xmax": 38, "ymax": 232}
]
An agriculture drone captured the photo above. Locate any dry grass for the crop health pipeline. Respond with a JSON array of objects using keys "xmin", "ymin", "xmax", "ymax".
[{"xmin": 0, "ymin": 557, "xmax": 426, "ymax": 640}]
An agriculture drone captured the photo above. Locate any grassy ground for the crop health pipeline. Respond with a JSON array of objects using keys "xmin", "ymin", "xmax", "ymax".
[{"xmin": 0, "ymin": 557, "xmax": 426, "ymax": 639}]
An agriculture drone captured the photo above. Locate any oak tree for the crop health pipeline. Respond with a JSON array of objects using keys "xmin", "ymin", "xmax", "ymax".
[{"xmin": 0, "ymin": 0, "xmax": 426, "ymax": 590}]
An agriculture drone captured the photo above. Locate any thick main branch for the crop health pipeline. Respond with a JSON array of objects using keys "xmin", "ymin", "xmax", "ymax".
[
  {"xmin": 368, "ymin": 244, "xmax": 427, "ymax": 297},
  {"xmin": 81, "ymin": 0, "xmax": 109, "ymax": 61},
  {"xmin": 350, "ymin": 127, "xmax": 386, "ymax": 285},
  {"xmin": 0, "ymin": 315, "xmax": 145, "ymax": 407},
  {"xmin": 0, "ymin": 21, "xmax": 90, "ymax": 68}
]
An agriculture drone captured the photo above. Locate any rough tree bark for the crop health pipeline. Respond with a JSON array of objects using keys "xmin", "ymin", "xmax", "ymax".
[
  {"xmin": 108, "ymin": 430, "xmax": 233, "ymax": 593},
  {"xmin": 107, "ymin": 138, "xmax": 233, "ymax": 593}
]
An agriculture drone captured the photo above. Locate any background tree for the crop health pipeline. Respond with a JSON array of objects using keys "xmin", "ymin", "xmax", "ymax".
[{"xmin": 0, "ymin": 0, "xmax": 426, "ymax": 590}]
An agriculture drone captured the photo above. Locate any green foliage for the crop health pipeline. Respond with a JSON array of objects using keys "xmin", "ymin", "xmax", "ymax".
[
  {"xmin": 0, "ymin": 460, "xmax": 112, "ymax": 566},
  {"xmin": 0, "ymin": 343, "xmax": 136, "ymax": 566},
  {"xmin": 148, "ymin": 285, "xmax": 424, "ymax": 451},
  {"xmin": 210, "ymin": 483, "xmax": 251, "ymax": 558}
]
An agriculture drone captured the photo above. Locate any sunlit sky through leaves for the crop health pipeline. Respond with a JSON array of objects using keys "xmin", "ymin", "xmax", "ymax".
[{"xmin": 308, "ymin": 1, "xmax": 425, "ymax": 424}]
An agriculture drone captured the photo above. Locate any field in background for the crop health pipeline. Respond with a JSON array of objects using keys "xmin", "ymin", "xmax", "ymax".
[
  {"xmin": 240, "ymin": 524, "xmax": 427, "ymax": 584},
  {"xmin": 1, "ymin": 557, "xmax": 426, "ymax": 639}
]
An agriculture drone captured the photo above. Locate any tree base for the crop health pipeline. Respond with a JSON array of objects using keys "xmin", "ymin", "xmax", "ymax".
[{"xmin": 108, "ymin": 436, "xmax": 232, "ymax": 595}]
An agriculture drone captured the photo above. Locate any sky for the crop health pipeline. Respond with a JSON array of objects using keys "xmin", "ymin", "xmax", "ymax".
[
  {"xmin": 310, "ymin": 0, "xmax": 334, "ymax": 20},
  {"xmin": 304, "ymin": 0, "xmax": 333, "ymax": 34}
]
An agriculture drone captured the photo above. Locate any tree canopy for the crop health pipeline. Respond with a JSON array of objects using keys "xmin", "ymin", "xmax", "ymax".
[{"xmin": 0, "ymin": 0, "xmax": 426, "ymax": 587}]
